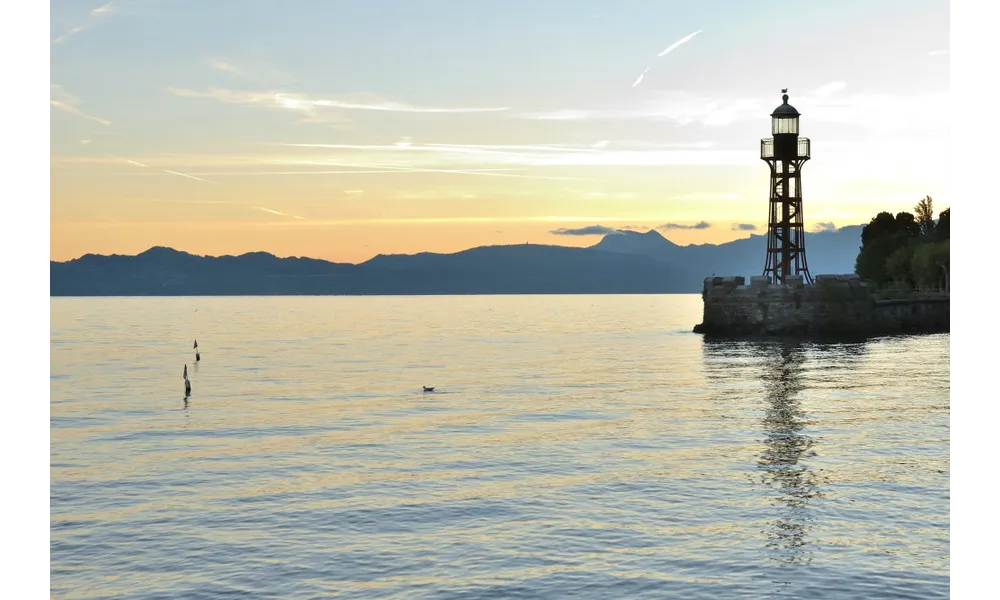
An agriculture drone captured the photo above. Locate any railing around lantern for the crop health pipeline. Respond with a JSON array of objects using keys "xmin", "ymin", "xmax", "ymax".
[
  {"xmin": 760, "ymin": 139, "xmax": 773, "ymax": 159},
  {"xmin": 760, "ymin": 137, "xmax": 811, "ymax": 160},
  {"xmin": 798, "ymin": 138, "xmax": 810, "ymax": 159}
]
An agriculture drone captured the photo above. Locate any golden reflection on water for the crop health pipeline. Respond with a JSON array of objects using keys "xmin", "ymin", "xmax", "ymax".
[
  {"xmin": 754, "ymin": 344, "xmax": 818, "ymax": 566},
  {"xmin": 52, "ymin": 297, "xmax": 949, "ymax": 599}
]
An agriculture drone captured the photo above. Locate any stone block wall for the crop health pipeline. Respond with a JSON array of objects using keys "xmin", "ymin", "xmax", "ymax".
[{"xmin": 694, "ymin": 274, "xmax": 948, "ymax": 337}]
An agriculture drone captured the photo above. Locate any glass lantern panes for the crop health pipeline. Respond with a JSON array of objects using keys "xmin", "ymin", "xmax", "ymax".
[{"xmin": 772, "ymin": 116, "xmax": 799, "ymax": 135}]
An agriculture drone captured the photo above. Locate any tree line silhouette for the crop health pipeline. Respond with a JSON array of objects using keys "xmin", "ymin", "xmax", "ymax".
[{"xmin": 854, "ymin": 196, "xmax": 949, "ymax": 292}]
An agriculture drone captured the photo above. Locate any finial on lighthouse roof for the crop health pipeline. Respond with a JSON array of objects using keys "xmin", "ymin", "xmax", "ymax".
[{"xmin": 771, "ymin": 89, "xmax": 799, "ymax": 118}]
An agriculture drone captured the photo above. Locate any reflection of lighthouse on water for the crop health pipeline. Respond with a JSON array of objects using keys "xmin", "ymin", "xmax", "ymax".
[{"xmin": 757, "ymin": 344, "xmax": 817, "ymax": 565}]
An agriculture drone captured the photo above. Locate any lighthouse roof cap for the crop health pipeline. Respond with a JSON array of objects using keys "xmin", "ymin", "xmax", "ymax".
[{"xmin": 771, "ymin": 93, "xmax": 800, "ymax": 118}]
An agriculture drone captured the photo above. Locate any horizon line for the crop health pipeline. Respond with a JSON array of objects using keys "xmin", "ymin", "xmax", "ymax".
[{"xmin": 50, "ymin": 224, "xmax": 862, "ymax": 264}]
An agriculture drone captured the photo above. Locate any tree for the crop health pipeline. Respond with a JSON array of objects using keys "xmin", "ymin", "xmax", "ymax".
[
  {"xmin": 914, "ymin": 195, "xmax": 935, "ymax": 237},
  {"xmin": 935, "ymin": 207, "xmax": 950, "ymax": 241},
  {"xmin": 855, "ymin": 206, "xmax": 951, "ymax": 290},
  {"xmin": 861, "ymin": 211, "xmax": 899, "ymax": 246},
  {"xmin": 886, "ymin": 245, "xmax": 916, "ymax": 289},
  {"xmin": 912, "ymin": 240, "xmax": 949, "ymax": 291},
  {"xmin": 855, "ymin": 211, "xmax": 920, "ymax": 287},
  {"xmin": 894, "ymin": 211, "xmax": 921, "ymax": 238}
]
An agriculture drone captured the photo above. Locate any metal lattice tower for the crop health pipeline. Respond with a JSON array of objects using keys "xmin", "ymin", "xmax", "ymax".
[{"xmin": 760, "ymin": 90, "xmax": 813, "ymax": 285}]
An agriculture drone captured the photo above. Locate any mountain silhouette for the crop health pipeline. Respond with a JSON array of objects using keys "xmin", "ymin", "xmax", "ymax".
[
  {"xmin": 590, "ymin": 226, "xmax": 863, "ymax": 279},
  {"xmin": 50, "ymin": 228, "xmax": 862, "ymax": 296}
]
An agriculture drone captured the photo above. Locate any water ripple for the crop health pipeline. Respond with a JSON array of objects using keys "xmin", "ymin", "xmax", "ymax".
[{"xmin": 51, "ymin": 295, "xmax": 949, "ymax": 599}]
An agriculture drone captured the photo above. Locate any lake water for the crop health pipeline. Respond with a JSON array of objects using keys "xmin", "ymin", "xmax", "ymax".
[{"xmin": 50, "ymin": 295, "xmax": 950, "ymax": 599}]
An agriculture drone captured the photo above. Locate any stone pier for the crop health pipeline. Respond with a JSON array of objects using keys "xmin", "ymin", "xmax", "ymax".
[{"xmin": 693, "ymin": 274, "xmax": 949, "ymax": 338}]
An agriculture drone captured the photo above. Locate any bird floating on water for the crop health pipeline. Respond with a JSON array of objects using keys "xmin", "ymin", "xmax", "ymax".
[{"xmin": 423, "ymin": 386, "xmax": 435, "ymax": 393}]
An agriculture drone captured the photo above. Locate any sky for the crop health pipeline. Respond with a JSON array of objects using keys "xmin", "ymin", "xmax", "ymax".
[{"xmin": 50, "ymin": 0, "xmax": 950, "ymax": 263}]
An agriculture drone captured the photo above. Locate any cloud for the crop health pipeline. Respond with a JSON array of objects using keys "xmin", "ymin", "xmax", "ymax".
[
  {"xmin": 731, "ymin": 223, "xmax": 757, "ymax": 231},
  {"xmin": 90, "ymin": 2, "xmax": 116, "ymax": 15},
  {"xmin": 519, "ymin": 83, "xmax": 947, "ymax": 134},
  {"xmin": 61, "ymin": 139, "xmax": 755, "ymax": 181},
  {"xmin": 280, "ymin": 140, "xmax": 752, "ymax": 168},
  {"xmin": 169, "ymin": 87, "xmax": 510, "ymax": 126},
  {"xmin": 206, "ymin": 58, "xmax": 296, "ymax": 84},
  {"xmin": 928, "ymin": 49, "xmax": 949, "ymax": 56},
  {"xmin": 207, "ymin": 59, "xmax": 241, "ymax": 74},
  {"xmin": 657, "ymin": 221, "xmax": 710, "ymax": 230},
  {"xmin": 50, "ymin": 85, "xmax": 112, "ymax": 126},
  {"xmin": 549, "ymin": 225, "xmax": 623, "ymax": 236},
  {"xmin": 579, "ymin": 191, "xmax": 638, "ymax": 200},
  {"xmin": 245, "ymin": 215, "xmax": 703, "ymax": 228},
  {"xmin": 52, "ymin": 2, "xmax": 119, "ymax": 45},
  {"xmin": 125, "ymin": 159, "xmax": 148, "ymax": 167},
  {"xmin": 812, "ymin": 222, "xmax": 837, "ymax": 232}
]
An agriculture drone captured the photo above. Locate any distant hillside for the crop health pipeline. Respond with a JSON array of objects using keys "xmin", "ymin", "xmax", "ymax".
[
  {"xmin": 50, "ymin": 227, "xmax": 864, "ymax": 296},
  {"xmin": 590, "ymin": 226, "xmax": 863, "ymax": 279},
  {"xmin": 50, "ymin": 244, "xmax": 700, "ymax": 296},
  {"xmin": 50, "ymin": 247, "xmax": 357, "ymax": 296}
]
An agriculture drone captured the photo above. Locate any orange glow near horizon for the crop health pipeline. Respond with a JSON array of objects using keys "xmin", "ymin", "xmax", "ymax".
[{"xmin": 49, "ymin": 1, "xmax": 949, "ymax": 262}]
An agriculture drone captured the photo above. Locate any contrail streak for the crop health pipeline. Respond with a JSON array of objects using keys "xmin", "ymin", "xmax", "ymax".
[
  {"xmin": 632, "ymin": 29, "xmax": 703, "ymax": 88},
  {"xmin": 126, "ymin": 159, "xmax": 148, "ymax": 167},
  {"xmin": 657, "ymin": 30, "xmax": 703, "ymax": 56},
  {"xmin": 163, "ymin": 169, "xmax": 215, "ymax": 184},
  {"xmin": 632, "ymin": 68, "xmax": 651, "ymax": 88},
  {"xmin": 255, "ymin": 206, "xmax": 306, "ymax": 219}
]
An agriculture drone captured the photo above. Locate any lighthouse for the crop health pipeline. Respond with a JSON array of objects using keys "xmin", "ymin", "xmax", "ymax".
[{"xmin": 760, "ymin": 90, "xmax": 813, "ymax": 285}]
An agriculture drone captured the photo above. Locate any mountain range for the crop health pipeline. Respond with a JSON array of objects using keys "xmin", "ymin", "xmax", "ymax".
[{"xmin": 50, "ymin": 226, "xmax": 863, "ymax": 296}]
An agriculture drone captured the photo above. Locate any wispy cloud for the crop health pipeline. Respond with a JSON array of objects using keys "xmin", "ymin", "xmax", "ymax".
[
  {"xmin": 169, "ymin": 87, "xmax": 510, "ymax": 127},
  {"xmin": 61, "ymin": 139, "xmax": 755, "ymax": 177},
  {"xmin": 50, "ymin": 85, "xmax": 112, "ymax": 126},
  {"xmin": 91, "ymin": 2, "xmax": 116, "ymax": 15},
  {"xmin": 731, "ymin": 223, "xmax": 757, "ymax": 231},
  {"xmin": 255, "ymin": 206, "xmax": 305, "ymax": 220},
  {"xmin": 278, "ymin": 140, "xmax": 749, "ymax": 168},
  {"xmin": 520, "ymin": 83, "xmax": 949, "ymax": 133},
  {"xmin": 207, "ymin": 58, "xmax": 241, "ymax": 74},
  {"xmin": 128, "ymin": 197, "xmax": 306, "ymax": 220},
  {"xmin": 52, "ymin": 2, "xmax": 120, "ymax": 45},
  {"xmin": 257, "ymin": 215, "xmax": 676, "ymax": 227},
  {"xmin": 550, "ymin": 225, "xmax": 623, "ymax": 236},
  {"xmin": 125, "ymin": 159, "xmax": 148, "ymax": 167},
  {"xmin": 632, "ymin": 30, "xmax": 703, "ymax": 88},
  {"xmin": 578, "ymin": 191, "xmax": 638, "ymax": 200},
  {"xmin": 657, "ymin": 221, "xmax": 710, "ymax": 230},
  {"xmin": 206, "ymin": 58, "xmax": 296, "ymax": 84},
  {"xmin": 927, "ymin": 49, "xmax": 949, "ymax": 56},
  {"xmin": 130, "ymin": 197, "xmax": 242, "ymax": 206},
  {"xmin": 812, "ymin": 222, "xmax": 837, "ymax": 232}
]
